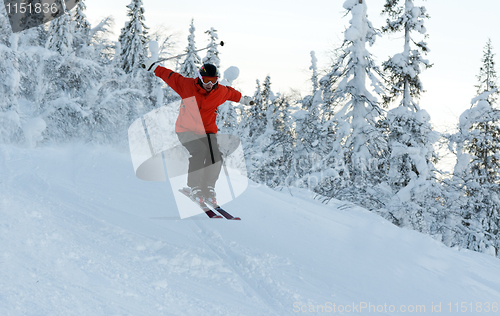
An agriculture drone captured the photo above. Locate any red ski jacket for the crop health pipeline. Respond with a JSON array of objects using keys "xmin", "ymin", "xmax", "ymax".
[{"xmin": 154, "ymin": 66, "xmax": 242, "ymax": 134}]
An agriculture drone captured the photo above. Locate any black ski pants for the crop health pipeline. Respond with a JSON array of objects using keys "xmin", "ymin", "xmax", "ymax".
[{"xmin": 176, "ymin": 132, "xmax": 222, "ymax": 190}]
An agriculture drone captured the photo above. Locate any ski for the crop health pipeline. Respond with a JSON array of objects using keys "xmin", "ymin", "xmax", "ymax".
[
  {"xmin": 178, "ymin": 188, "xmax": 222, "ymax": 219},
  {"xmin": 204, "ymin": 201, "xmax": 241, "ymax": 220},
  {"xmin": 179, "ymin": 187, "xmax": 241, "ymax": 220}
]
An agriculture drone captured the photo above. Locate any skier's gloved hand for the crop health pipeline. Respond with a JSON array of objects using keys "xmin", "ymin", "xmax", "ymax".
[
  {"xmin": 142, "ymin": 58, "xmax": 159, "ymax": 72},
  {"xmin": 240, "ymin": 96, "xmax": 255, "ymax": 106}
]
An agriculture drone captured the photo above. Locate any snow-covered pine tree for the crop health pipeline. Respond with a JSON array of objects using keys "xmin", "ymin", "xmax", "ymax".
[
  {"xmin": 46, "ymin": 0, "xmax": 75, "ymax": 56},
  {"xmin": 261, "ymin": 75, "xmax": 274, "ymax": 130},
  {"xmin": 250, "ymin": 92, "xmax": 294, "ymax": 188},
  {"xmin": 448, "ymin": 90, "xmax": 500, "ymax": 257},
  {"xmin": 377, "ymin": 0, "xmax": 444, "ymax": 235},
  {"xmin": 17, "ymin": 1, "xmax": 42, "ymax": 30},
  {"xmin": 313, "ymin": 0, "xmax": 387, "ymax": 209},
  {"xmin": 18, "ymin": 0, "xmax": 47, "ymax": 46},
  {"xmin": 318, "ymin": 43, "xmax": 348, "ymax": 123},
  {"xmin": 179, "ymin": 19, "xmax": 201, "ymax": 78},
  {"xmin": 238, "ymin": 79, "xmax": 264, "ymax": 144},
  {"xmin": 0, "ymin": 3, "xmax": 11, "ymax": 45},
  {"xmin": 118, "ymin": 0, "xmax": 149, "ymax": 74},
  {"xmin": 240, "ymin": 77, "xmax": 276, "ymax": 182},
  {"xmin": 0, "ymin": 35, "xmax": 21, "ymax": 142},
  {"xmin": 73, "ymin": 0, "xmax": 91, "ymax": 48},
  {"xmin": 445, "ymin": 41, "xmax": 500, "ymax": 257},
  {"xmin": 310, "ymin": 51, "xmax": 319, "ymax": 94},
  {"xmin": 381, "ymin": 0, "xmax": 431, "ymax": 110},
  {"xmin": 241, "ymin": 76, "xmax": 272, "ymax": 141},
  {"xmin": 292, "ymin": 52, "xmax": 328, "ymax": 188},
  {"xmin": 382, "ymin": 107, "xmax": 444, "ymax": 234},
  {"xmin": 88, "ymin": 17, "xmax": 116, "ymax": 63},
  {"xmin": 202, "ymin": 27, "xmax": 220, "ymax": 68},
  {"xmin": 292, "ymin": 103, "xmax": 322, "ymax": 188},
  {"xmin": 475, "ymin": 39, "xmax": 499, "ymax": 104},
  {"xmin": 18, "ymin": 25, "xmax": 47, "ymax": 48}
]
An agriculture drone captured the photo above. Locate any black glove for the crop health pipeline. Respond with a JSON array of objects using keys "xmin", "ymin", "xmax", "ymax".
[{"xmin": 240, "ymin": 96, "xmax": 255, "ymax": 105}]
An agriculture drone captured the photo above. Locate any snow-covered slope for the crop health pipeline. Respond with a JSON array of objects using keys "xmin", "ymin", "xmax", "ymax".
[{"xmin": 1, "ymin": 144, "xmax": 500, "ymax": 315}]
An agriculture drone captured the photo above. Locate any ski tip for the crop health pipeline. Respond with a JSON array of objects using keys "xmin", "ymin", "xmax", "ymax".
[{"xmin": 229, "ymin": 217, "xmax": 241, "ymax": 221}]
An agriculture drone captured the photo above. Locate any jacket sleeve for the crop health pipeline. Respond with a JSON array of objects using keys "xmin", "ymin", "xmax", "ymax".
[
  {"xmin": 154, "ymin": 66, "xmax": 190, "ymax": 97},
  {"xmin": 225, "ymin": 86, "xmax": 242, "ymax": 103}
]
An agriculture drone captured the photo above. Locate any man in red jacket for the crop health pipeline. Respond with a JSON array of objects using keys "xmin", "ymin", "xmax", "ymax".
[{"xmin": 144, "ymin": 60, "xmax": 251, "ymax": 205}]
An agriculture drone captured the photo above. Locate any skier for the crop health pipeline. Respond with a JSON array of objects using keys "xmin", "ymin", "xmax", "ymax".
[{"xmin": 143, "ymin": 59, "xmax": 252, "ymax": 206}]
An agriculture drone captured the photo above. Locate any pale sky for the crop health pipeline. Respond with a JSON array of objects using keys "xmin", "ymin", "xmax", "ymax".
[{"xmin": 84, "ymin": 0, "xmax": 500, "ymax": 133}]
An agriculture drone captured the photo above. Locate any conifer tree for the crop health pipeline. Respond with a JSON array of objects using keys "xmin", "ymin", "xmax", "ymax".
[
  {"xmin": 475, "ymin": 39, "xmax": 499, "ymax": 104},
  {"xmin": 46, "ymin": 0, "xmax": 75, "ymax": 56},
  {"xmin": 239, "ymin": 79, "xmax": 264, "ymax": 142},
  {"xmin": 179, "ymin": 19, "xmax": 202, "ymax": 78},
  {"xmin": 381, "ymin": 0, "xmax": 431, "ymax": 110},
  {"xmin": 73, "ymin": 0, "xmax": 91, "ymax": 47},
  {"xmin": 88, "ymin": 16, "xmax": 115, "ymax": 63},
  {"xmin": 381, "ymin": 106, "xmax": 444, "ymax": 234},
  {"xmin": 0, "ymin": 3, "xmax": 12, "ymax": 45},
  {"xmin": 310, "ymin": 51, "xmax": 319, "ymax": 94},
  {"xmin": 446, "ymin": 44, "xmax": 500, "ymax": 257},
  {"xmin": 250, "ymin": 92, "xmax": 294, "ymax": 188},
  {"xmin": 118, "ymin": 0, "xmax": 149, "ymax": 73},
  {"xmin": 378, "ymin": 0, "xmax": 444, "ymax": 234},
  {"xmin": 18, "ymin": 0, "xmax": 45, "ymax": 36},
  {"xmin": 250, "ymin": 78, "xmax": 270, "ymax": 138},
  {"xmin": 314, "ymin": 0, "xmax": 387, "ymax": 209},
  {"xmin": 261, "ymin": 75, "xmax": 274, "ymax": 131},
  {"xmin": 292, "ymin": 104, "xmax": 322, "ymax": 188},
  {"xmin": 203, "ymin": 27, "xmax": 220, "ymax": 68},
  {"xmin": 448, "ymin": 90, "xmax": 500, "ymax": 257},
  {"xmin": 0, "ymin": 38, "xmax": 20, "ymax": 142},
  {"xmin": 293, "ymin": 54, "xmax": 326, "ymax": 188},
  {"xmin": 240, "ymin": 77, "xmax": 275, "ymax": 181}
]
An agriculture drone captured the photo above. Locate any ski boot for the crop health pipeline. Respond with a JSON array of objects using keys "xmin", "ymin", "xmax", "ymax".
[
  {"xmin": 189, "ymin": 186, "xmax": 205, "ymax": 205},
  {"xmin": 204, "ymin": 186, "xmax": 218, "ymax": 207}
]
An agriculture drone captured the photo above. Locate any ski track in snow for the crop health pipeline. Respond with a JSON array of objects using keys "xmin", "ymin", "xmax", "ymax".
[
  {"xmin": 1, "ymin": 144, "xmax": 500, "ymax": 315},
  {"xmin": 189, "ymin": 219, "xmax": 286, "ymax": 315}
]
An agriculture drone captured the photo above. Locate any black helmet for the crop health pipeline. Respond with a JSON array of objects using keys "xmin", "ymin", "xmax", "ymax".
[{"xmin": 199, "ymin": 63, "xmax": 218, "ymax": 77}]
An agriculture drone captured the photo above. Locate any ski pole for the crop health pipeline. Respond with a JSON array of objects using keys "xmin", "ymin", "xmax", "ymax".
[
  {"xmin": 222, "ymin": 155, "xmax": 236, "ymax": 200},
  {"xmin": 159, "ymin": 41, "xmax": 224, "ymax": 63},
  {"xmin": 141, "ymin": 41, "xmax": 224, "ymax": 68}
]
